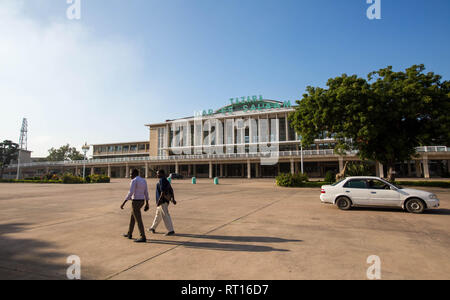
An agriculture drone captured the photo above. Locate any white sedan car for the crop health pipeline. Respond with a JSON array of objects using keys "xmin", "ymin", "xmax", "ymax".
[{"xmin": 320, "ymin": 176, "xmax": 440, "ymax": 214}]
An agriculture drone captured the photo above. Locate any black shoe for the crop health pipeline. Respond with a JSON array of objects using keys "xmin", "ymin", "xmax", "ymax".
[
  {"xmin": 134, "ymin": 238, "xmax": 147, "ymax": 243},
  {"xmin": 165, "ymin": 231, "xmax": 175, "ymax": 236},
  {"xmin": 123, "ymin": 234, "xmax": 132, "ymax": 239},
  {"xmin": 149, "ymin": 228, "xmax": 155, "ymax": 234}
]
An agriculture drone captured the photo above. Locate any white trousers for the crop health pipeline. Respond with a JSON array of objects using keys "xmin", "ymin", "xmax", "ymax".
[{"xmin": 151, "ymin": 203, "xmax": 174, "ymax": 232}]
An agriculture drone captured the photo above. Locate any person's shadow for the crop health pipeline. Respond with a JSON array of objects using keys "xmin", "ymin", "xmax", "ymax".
[{"xmin": 148, "ymin": 233, "xmax": 302, "ymax": 252}]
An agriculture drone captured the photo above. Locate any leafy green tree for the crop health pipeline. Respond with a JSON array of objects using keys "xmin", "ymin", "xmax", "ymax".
[
  {"xmin": 289, "ymin": 65, "xmax": 450, "ymax": 181},
  {"xmin": 0, "ymin": 140, "xmax": 19, "ymax": 178},
  {"xmin": 47, "ymin": 144, "xmax": 85, "ymax": 161}
]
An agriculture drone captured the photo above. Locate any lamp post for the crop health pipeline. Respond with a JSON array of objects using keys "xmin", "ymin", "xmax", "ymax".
[
  {"xmin": 300, "ymin": 136, "xmax": 304, "ymax": 174},
  {"xmin": 82, "ymin": 142, "xmax": 90, "ymax": 178}
]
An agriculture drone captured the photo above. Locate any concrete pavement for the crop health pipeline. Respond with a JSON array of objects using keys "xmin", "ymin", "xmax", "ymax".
[{"xmin": 0, "ymin": 179, "xmax": 449, "ymax": 280}]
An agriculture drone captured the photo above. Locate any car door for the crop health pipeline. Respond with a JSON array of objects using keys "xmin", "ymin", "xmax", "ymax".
[
  {"xmin": 367, "ymin": 179, "xmax": 401, "ymax": 207},
  {"xmin": 342, "ymin": 179, "xmax": 371, "ymax": 205}
]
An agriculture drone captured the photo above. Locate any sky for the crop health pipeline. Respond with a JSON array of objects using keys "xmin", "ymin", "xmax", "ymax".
[{"xmin": 1, "ymin": 0, "xmax": 449, "ymax": 157}]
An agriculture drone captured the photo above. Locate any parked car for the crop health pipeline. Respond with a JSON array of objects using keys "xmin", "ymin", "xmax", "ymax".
[
  {"xmin": 168, "ymin": 173, "xmax": 184, "ymax": 180},
  {"xmin": 320, "ymin": 176, "xmax": 440, "ymax": 214}
]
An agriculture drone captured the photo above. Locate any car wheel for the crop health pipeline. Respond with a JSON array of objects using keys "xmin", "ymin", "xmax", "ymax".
[
  {"xmin": 336, "ymin": 197, "xmax": 352, "ymax": 210},
  {"xmin": 405, "ymin": 198, "xmax": 425, "ymax": 214}
]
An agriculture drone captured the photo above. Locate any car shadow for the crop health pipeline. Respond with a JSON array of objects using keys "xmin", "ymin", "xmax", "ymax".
[{"xmin": 351, "ymin": 207, "xmax": 450, "ymax": 215}]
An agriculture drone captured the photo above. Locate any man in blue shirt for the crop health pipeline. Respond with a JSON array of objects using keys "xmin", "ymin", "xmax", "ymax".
[
  {"xmin": 149, "ymin": 169, "xmax": 176, "ymax": 236},
  {"xmin": 120, "ymin": 169, "xmax": 149, "ymax": 243}
]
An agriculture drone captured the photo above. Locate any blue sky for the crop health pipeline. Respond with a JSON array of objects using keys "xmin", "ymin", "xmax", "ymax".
[{"xmin": 1, "ymin": 0, "xmax": 449, "ymax": 156}]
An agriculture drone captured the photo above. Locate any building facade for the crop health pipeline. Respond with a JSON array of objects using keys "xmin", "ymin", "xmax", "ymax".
[{"xmin": 4, "ymin": 100, "xmax": 450, "ymax": 179}]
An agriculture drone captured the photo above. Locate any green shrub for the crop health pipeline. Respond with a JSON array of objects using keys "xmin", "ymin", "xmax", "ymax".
[
  {"xmin": 324, "ymin": 171, "xmax": 336, "ymax": 183},
  {"xmin": 62, "ymin": 173, "xmax": 85, "ymax": 184},
  {"xmin": 345, "ymin": 162, "xmax": 374, "ymax": 177},
  {"xmin": 395, "ymin": 181, "xmax": 450, "ymax": 189},
  {"xmin": 276, "ymin": 173, "xmax": 309, "ymax": 187},
  {"xmin": 88, "ymin": 174, "xmax": 110, "ymax": 183}
]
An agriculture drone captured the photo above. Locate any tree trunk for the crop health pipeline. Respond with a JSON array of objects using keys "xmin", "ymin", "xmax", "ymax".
[{"xmin": 387, "ymin": 164, "xmax": 396, "ymax": 182}]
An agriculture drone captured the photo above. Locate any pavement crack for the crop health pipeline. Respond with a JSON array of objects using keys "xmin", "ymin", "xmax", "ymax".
[{"xmin": 104, "ymin": 198, "xmax": 282, "ymax": 280}]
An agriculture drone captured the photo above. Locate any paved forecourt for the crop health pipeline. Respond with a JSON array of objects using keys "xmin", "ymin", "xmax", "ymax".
[{"xmin": 0, "ymin": 178, "xmax": 449, "ymax": 280}]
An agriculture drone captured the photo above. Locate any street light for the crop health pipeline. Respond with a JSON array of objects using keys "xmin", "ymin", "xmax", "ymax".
[
  {"xmin": 82, "ymin": 142, "xmax": 90, "ymax": 178},
  {"xmin": 299, "ymin": 135, "xmax": 304, "ymax": 174}
]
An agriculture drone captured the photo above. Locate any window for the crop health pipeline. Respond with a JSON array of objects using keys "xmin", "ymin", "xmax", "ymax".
[
  {"xmin": 367, "ymin": 179, "xmax": 389, "ymax": 190},
  {"xmin": 138, "ymin": 144, "xmax": 146, "ymax": 151},
  {"xmin": 130, "ymin": 145, "xmax": 137, "ymax": 152},
  {"xmin": 344, "ymin": 179, "xmax": 367, "ymax": 189}
]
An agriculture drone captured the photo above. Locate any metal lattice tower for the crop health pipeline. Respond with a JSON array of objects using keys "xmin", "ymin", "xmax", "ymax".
[{"xmin": 18, "ymin": 118, "xmax": 28, "ymax": 150}]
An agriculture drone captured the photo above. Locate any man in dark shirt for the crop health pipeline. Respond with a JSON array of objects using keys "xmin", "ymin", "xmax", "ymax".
[{"xmin": 149, "ymin": 169, "xmax": 176, "ymax": 236}]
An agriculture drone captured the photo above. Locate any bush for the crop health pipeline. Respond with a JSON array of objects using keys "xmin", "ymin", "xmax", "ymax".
[
  {"xmin": 394, "ymin": 181, "xmax": 450, "ymax": 189},
  {"xmin": 345, "ymin": 162, "xmax": 374, "ymax": 177},
  {"xmin": 88, "ymin": 174, "xmax": 110, "ymax": 183},
  {"xmin": 276, "ymin": 173, "xmax": 309, "ymax": 187},
  {"xmin": 324, "ymin": 171, "xmax": 336, "ymax": 183},
  {"xmin": 62, "ymin": 173, "xmax": 85, "ymax": 184}
]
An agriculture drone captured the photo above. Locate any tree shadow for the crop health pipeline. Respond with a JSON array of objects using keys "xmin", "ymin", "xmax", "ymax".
[
  {"xmin": 173, "ymin": 233, "xmax": 302, "ymax": 243},
  {"xmin": 0, "ymin": 223, "xmax": 85, "ymax": 280},
  {"xmin": 148, "ymin": 239, "xmax": 292, "ymax": 252}
]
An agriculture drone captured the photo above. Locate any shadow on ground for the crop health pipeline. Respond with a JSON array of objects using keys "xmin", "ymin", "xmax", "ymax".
[
  {"xmin": 0, "ymin": 223, "xmax": 80, "ymax": 280},
  {"xmin": 148, "ymin": 239, "xmax": 292, "ymax": 252},
  {"xmin": 147, "ymin": 234, "xmax": 302, "ymax": 252},
  {"xmin": 351, "ymin": 207, "xmax": 450, "ymax": 215},
  {"xmin": 173, "ymin": 233, "xmax": 302, "ymax": 243}
]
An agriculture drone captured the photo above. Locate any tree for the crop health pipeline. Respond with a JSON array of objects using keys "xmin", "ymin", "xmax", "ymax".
[
  {"xmin": 289, "ymin": 64, "xmax": 450, "ymax": 181},
  {"xmin": 0, "ymin": 140, "xmax": 19, "ymax": 179},
  {"xmin": 47, "ymin": 144, "xmax": 85, "ymax": 161}
]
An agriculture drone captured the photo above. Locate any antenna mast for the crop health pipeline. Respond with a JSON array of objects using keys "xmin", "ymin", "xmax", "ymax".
[
  {"xmin": 19, "ymin": 118, "xmax": 28, "ymax": 150},
  {"xmin": 16, "ymin": 118, "xmax": 28, "ymax": 180}
]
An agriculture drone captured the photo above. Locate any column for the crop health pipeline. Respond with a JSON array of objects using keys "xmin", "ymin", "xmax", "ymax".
[
  {"xmin": 193, "ymin": 164, "xmax": 197, "ymax": 177},
  {"xmin": 125, "ymin": 164, "xmax": 130, "ymax": 178},
  {"xmin": 423, "ymin": 156, "xmax": 430, "ymax": 179},
  {"xmin": 290, "ymin": 160, "xmax": 295, "ymax": 175},
  {"xmin": 75, "ymin": 166, "xmax": 79, "ymax": 176},
  {"xmin": 247, "ymin": 160, "xmax": 251, "ymax": 179},
  {"xmin": 242, "ymin": 164, "xmax": 245, "ymax": 178},
  {"xmin": 188, "ymin": 165, "xmax": 192, "ymax": 177},
  {"xmin": 107, "ymin": 165, "xmax": 111, "ymax": 177},
  {"xmin": 220, "ymin": 164, "xmax": 223, "ymax": 178},
  {"xmin": 90, "ymin": 167, "xmax": 95, "ymax": 176},
  {"xmin": 339, "ymin": 157, "xmax": 344, "ymax": 173},
  {"xmin": 407, "ymin": 161, "xmax": 412, "ymax": 177},
  {"xmin": 175, "ymin": 162, "xmax": 179, "ymax": 174},
  {"xmin": 209, "ymin": 161, "xmax": 213, "ymax": 179},
  {"xmin": 376, "ymin": 162, "xmax": 384, "ymax": 178},
  {"xmin": 145, "ymin": 163, "xmax": 149, "ymax": 178},
  {"xmin": 255, "ymin": 162, "xmax": 259, "ymax": 178},
  {"xmin": 415, "ymin": 160, "xmax": 422, "ymax": 178}
]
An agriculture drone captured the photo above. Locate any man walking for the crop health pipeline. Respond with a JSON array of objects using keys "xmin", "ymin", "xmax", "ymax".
[
  {"xmin": 149, "ymin": 169, "xmax": 176, "ymax": 236},
  {"xmin": 121, "ymin": 169, "xmax": 149, "ymax": 243}
]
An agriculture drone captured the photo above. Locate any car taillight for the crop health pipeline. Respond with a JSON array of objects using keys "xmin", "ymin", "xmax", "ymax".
[{"xmin": 321, "ymin": 189, "xmax": 326, "ymax": 194}]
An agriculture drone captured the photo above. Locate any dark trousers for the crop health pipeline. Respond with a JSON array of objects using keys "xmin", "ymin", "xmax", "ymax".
[{"xmin": 128, "ymin": 200, "xmax": 146, "ymax": 239}]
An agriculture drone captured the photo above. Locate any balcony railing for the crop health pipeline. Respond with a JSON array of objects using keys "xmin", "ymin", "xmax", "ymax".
[{"xmin": 6, "ymin": 146, "xmax": 448, "ymax": 169}]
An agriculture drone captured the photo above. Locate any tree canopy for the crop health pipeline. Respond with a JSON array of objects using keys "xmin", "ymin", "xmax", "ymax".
[
  {"xmin": 0, "ymin": 140, "xmax": 19, "ymax": 178},
  {"xmin": 46, "ymin": 144, "xmax": 85, "ymax": 161},
  {"xmin": 289, "ymin": 64, "xmax": 450, "ymax": 180}
]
